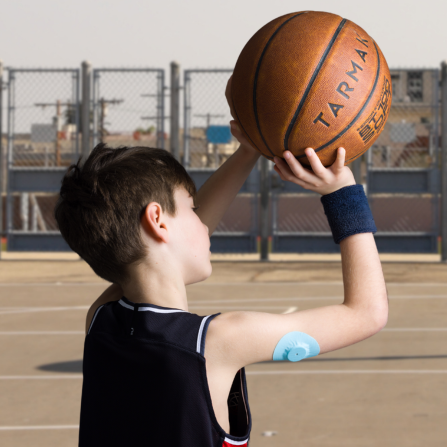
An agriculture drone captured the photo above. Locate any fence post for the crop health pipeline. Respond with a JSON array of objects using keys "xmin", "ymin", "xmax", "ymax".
[
  {"xmin": 260, "ymin": 157, "xmax": 270, "ymax": 261},
  {"xmin": 0, "ymin": 61, "xmax": 3, "ymax": 259},
  {"xmin": 156, "ymin": 70, "xmax": 165, "ymax": 150},
  {"xmin": 441, "ymin": 61, "xmax": 447, "ymax": 261},
  {"xmin": 170, "ymin": 61, "xmax": 180, "ymax": 161},
  {"xmin": 81, "ymin": 61, "xmax": 91, "ymax": 159}
]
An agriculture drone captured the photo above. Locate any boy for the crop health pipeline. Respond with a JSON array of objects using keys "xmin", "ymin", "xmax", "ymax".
[{"xmin": 55, "ymin": 78, "xmax": 388, "ymax": 447}]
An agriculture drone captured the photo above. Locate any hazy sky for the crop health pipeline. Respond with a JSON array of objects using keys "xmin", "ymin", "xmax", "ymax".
[{"xmin": 1, "ymin": 0, "xmax": 445, "ymax": 71}]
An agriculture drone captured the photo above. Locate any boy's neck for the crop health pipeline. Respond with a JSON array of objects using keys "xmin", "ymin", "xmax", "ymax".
[{"xmin": 121, "ymin": 259, "xmax": 189, "ymax": 311}]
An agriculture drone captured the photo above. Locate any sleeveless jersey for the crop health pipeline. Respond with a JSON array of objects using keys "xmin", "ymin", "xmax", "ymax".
[{"xmin": 79, "ymin": 297, "xmax": 252, "ymax": 446}]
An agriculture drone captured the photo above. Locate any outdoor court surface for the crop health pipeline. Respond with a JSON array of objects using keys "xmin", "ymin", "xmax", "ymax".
[{"xmin": 1, "ymin": 259, "xmax": 447, "ymax": 446}]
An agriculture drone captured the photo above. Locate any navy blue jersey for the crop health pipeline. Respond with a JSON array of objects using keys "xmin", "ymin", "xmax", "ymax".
[{"xmin": 79, "ymin": 297, "xmax": 251, "ymax": 447}]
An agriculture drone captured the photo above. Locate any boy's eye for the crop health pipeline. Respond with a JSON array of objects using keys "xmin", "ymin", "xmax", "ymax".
[{"xmin": 192, "ymin": 206, "xmax": 200, "ymax": 212}]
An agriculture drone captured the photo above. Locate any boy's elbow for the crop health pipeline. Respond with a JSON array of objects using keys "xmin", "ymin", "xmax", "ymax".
[
  {"xmin": 351, "ymin": 292, "xmax": 388, "ymax": 338},
  {"xmin": 372, "ymin": 306, "xmax": 388, "ymax": 333},
  {"xmin": 368, "ymin": 297, "xmax": 389, "ymax": 335}
]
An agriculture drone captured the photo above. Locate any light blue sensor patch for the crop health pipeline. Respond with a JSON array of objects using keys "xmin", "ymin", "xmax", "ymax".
[{"xmin": 273, "ymin": 332, "xmax": 320, "ymax": 362}]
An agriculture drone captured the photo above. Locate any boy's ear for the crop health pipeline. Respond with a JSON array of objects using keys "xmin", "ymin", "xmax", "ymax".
[{"xmin": 141, "ymin": 202, "xmax": 169, "ymax": 243}]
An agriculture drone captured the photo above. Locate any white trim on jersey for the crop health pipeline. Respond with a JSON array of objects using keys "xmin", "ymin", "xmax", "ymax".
[
  {"xmin": 224, "ymin": 437, "xmax": 249, "ymax": 445},
  {"xmin": 87, "ymin": 305, "xmax": 105, "ymax": 334},
  {"xmin": 138, "ymin": 307, "xmax": 187, "ymax": 314},
  {"xmin": 118, "ymin": 300, "xmax": 134, "ymax": 311},
  {"xmin": 118, "ymin": 299, "xmax": 187, "ymax": 314},
  {"xmin": 196, "ymin": 315, "xmax": 211, "ymax": 353}
]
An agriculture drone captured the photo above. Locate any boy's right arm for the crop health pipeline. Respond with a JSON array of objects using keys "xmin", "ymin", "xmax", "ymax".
[
  {"xmin": 205, "ymin": 149, "xmax": 388, "ymax": 370},
  {"xmin": 207, "ymin": 231, "xmax": 387, "ymax": 369}
]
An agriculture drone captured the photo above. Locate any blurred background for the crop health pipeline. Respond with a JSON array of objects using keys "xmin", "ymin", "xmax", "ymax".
[
  {"xmin": 1, "ymin": 1, "xmax": 447, "ymax": 446},
  {"xmin": 1, "ymin": 0, "xmax": 447, "ymax": 256}
]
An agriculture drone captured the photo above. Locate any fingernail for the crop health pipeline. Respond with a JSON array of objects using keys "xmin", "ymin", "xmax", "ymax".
[
  {"xmin": 284, "ymin": 151, "xmax": 291, "ymax": 159},
  {"xmin": 306, "ymin": 148, "xmax": 314, "ymax": 156}
]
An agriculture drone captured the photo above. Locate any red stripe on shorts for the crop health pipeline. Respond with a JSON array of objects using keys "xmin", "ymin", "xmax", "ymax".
[{"xmin": 222, "ymin": 440, "xmax": 248, "ymax": 447}]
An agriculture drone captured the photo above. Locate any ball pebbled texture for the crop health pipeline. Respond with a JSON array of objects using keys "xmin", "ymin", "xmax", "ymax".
[{"xmin": 231, "ymin": 11, "xmax": 392, "ymax": 167}]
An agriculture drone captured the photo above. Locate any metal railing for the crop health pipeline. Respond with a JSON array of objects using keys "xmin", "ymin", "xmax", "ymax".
[
  {"xmin": 0, "ymin": 64, "xmax": 166, "ymax": 253},
  {"xmin": 367, "ymin": 69, "xmax": 441, "ymax": 253},
  {"xmin": 1, "ymin": 62, "xmax": 447, "ymax": 258}
]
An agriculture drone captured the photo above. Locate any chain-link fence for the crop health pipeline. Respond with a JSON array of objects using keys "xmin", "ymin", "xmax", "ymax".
[
  {"xmin": 0, "ymin": 66, "xmax": 168, "ymax": 251},
  {"xmin": 4, "ymin": 69, "xmax": 80, "ymax": 250},
  {"xmin": 92, "ymin": 68, "xmax": 165, "ymax": 150},
  {"xmin": 0, "ymin": 64, "xmax": 445, "ymax": 254},
  {"xmin": 368, "ymin": 69, "xmax": 439, "ymax": 169},
  {"xmin": 270, "ymin": 165, "xmax": 334, "ymax": 252},
  {"xmin": 367, "ymin": 69, "xmax": 440, "ymax": 252},
  {"xmin": 7, "ymin": 69, "xmax": 79, "ymax": 168},
  {"xmin": 183, "ymin": 69, "xmax": 236, "ymax": 168}
]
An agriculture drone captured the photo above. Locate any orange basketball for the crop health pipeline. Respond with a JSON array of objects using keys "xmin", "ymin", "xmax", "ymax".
[{"xmin": 231, "ymin": 11, "xmax": 392, "ymax": 166}]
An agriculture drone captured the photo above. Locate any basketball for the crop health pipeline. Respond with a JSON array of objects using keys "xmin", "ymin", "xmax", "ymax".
[{"xmin": 231, "ymin": 11, "xmax": 392, "ymax": 167}]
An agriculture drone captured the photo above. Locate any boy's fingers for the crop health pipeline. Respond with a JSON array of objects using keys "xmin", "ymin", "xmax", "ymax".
[
  {"xmin": 274, "ymin": 162, "xmax": 310, "ymax": 188},
  {"xmin": 334, "ymin": 147, "xmax": 346, "ymax": 171},
  {"xmin": 225, "ymin": 76, "xmax": 236, "ymax": 119},
  {"xmin": 225, "ymin": 75, "xmax": 233, "ymax": 99},
  {"xmin": 274, "ymin": 156, "xmax": 295, "ymax": 177},
  {"xmin": 230, "ymin": 121, "xmax": 257, "ymax": 151},
  {"xmin": 273, "ymin": 164, "xmax": 285, "ymax": 181},
  {"xmin": 274, "ymin": 157, "xmax": 298, "ymax": 181},
  {"xmin": 304, "ymin": 148, "xmax": 327, "ymax": 178},
  {"xmin": 230, "ymin": 120, "xmax": 245, "ymax": 141},
  {"xmin": 282, "ymin": 151, "xmax": 317, "ymax": 184},
  {"xmin": 275, "ymin": 156, "xmax": 312, "ymax": 186},
  {"xmin": 229, "ymin": 120, "xmax": 239, "ymax": 134}
]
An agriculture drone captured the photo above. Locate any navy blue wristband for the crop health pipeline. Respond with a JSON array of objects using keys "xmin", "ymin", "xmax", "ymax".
[{"xmin": 321, "ymin": 185, "xmax": 377, "ymax": 244}]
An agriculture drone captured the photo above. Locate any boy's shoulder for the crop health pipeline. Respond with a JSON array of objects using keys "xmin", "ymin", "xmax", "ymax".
[{"xmin": 85, "ymin": 284, "xmax": 122, "ymax": 334}]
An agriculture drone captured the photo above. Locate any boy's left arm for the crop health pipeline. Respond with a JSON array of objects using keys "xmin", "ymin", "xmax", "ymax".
[
  {"xmin": 194, "ymin": 140, "xmax": 260, "ymax": 234},
  {"xmin": 194, "ymin": 77, "xmax": 260, "ymax": 233}
]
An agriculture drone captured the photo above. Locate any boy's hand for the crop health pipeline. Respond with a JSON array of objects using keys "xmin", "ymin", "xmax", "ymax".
[
  {"xmin": 225, "ymin": 76, "xmax": 259, "ymax": 157},
  {"xmin": 225, "ymin": 75, "xmax": 237, "ymax": 121},
  {"xmin": 229, "ymin": 120, "xmax": 258, "ymax": 155},
  {"xmin": 273, "ymin": 147, "xmax": 356, "ymax": 195}
]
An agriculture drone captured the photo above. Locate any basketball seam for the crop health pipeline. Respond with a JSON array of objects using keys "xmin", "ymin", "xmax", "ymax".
[
  {"xmin": 295, "ymin": 41, "xmax": 382, "ymax": 159},
  {"xmin": 284, "ymin": 18, "xmax": 347, "ymax": 152},
  {"xmin": 252, "ymin": 12, "xmax": 307, "ymax": 157}
]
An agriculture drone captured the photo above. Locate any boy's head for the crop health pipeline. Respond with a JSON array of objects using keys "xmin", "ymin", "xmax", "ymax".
[{"xmin": 55, "ymin": 144, "xmax": 210, "ymax": 285}]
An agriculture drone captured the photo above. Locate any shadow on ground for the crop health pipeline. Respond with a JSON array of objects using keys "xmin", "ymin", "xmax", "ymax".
[
  {"xmin": 38, "ymin": 360, "xmax": 83, "ymax": 373},
  {"xmin": 262, "ymin": 354, "xmax": 447, "ymax": 364},
  {"xmin": 37, "ymin": 354, "xmax": 447, "ymax": 373}
]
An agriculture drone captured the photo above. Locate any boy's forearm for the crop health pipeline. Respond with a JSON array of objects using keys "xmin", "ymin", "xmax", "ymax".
[
  {"xmin": 340, "ymin": 233, "xmax": 388, "ymax": 327},
  {"xmin": 195, "ymin": 145, "xmax": 260, "ymax": 234}
]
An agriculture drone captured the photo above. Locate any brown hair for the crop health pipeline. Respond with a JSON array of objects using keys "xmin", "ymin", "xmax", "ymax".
[{"xmin": 55, "ymin": 143, "xmax": 196, "ymax": 284}]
